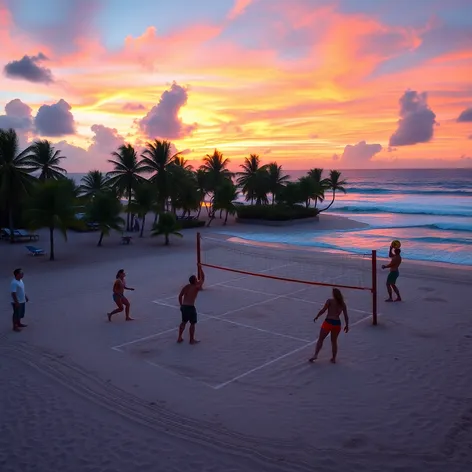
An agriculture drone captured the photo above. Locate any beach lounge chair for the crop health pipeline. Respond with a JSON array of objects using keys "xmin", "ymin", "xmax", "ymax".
[
  {"xmin": 15, "ymin": 229, "xmax": 40, "ymax": 241},
  {"xmin": 25, "ymin": 245, "xmax": 45, "ymax": 256},
  {"xmin": 1, "ymin": 228, "xmax": 11, "ymax": 240}
]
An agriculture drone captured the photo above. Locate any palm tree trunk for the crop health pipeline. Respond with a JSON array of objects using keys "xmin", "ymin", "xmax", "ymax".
[
  {"xmin": 224, "ymin": 210, "xmax": 228, "ymax": 225},
  {"xmin": 49, "ymin": 226, "xmax": 55, "ymax": 261},
  {"xmin": 207, "ymin": 213, "xmax": 215, "ymax": 227},
  {"xmin": 127, "ymin": 187, "xmax": 132, "ymax": 231},
  {"xmin": 319, "ymin": 190, "xmax": 336, "ymax": 213},
  {"xmin": 165, "ymin": 234, "xmax": 169, "ymax": 245},
  {"xmin": 98, "ymin": 232, "xmax": 104, "ymax": 246},
  {"xmin": 140, "ymin": 215, "xmax": 146, "ymax": 237}
]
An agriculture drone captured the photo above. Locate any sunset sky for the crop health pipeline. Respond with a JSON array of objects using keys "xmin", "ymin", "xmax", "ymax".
[{"xmin": 0, "ymin": 0, "xmax": 471, "ymax": 171}]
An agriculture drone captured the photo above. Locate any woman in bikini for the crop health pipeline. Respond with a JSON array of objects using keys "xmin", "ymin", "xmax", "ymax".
[
  {"xmin": 309, "ymin": 288, "xmax": 349, "ymax": 363},
  {"xmin": 107, "ymin": 269, "xmax": 135, "ymax": 321}
]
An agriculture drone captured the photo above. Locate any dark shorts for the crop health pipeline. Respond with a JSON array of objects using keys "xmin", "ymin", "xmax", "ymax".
[
  {"xmin": 321, "ymin": 318, "xmax": 341, "ymax": 334},
  {"xmin": 12, "ymin": 302, "xmax": 26, "ymax": 322},
  {"xmin": 387, "ymin": 271, "xmax": 399, "ymax": 285},
  {"xmin": 113, "ymin": 293, "xmax": 127, "ymax": 305},
  {"xmin": 180, "ymin": 305, "xmax": 197, "ymax": 324}
]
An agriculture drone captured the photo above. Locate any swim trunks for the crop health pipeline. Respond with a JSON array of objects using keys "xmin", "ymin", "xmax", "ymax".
[
  {"xmin": 387, "ymin": 270, "xmax": 399, "ymax": 285},
  {"xmin": 321, "ymin": 318, "xmax": 341, "ymax": 334},
  {"xmin": 180, "ymin": 305, "xmax": 197, "ymax": 324},
  {"xmin": 11, "ymin": 302, "xmax": 26, "ymax": 323},
  {"xmin": 113, "ymin": 293, "xmax": 124, "ymax": 303}
]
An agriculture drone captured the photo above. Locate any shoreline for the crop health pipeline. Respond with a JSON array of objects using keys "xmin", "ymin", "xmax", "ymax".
[{"xmin": 212, "ymin": 214, "xmax": 472, "ymax": 270}]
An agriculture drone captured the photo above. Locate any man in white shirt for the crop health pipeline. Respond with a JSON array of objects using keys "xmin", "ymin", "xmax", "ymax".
[{"xmin": 11, "ymin": 268, "xmax": 28, "ymax": 332}]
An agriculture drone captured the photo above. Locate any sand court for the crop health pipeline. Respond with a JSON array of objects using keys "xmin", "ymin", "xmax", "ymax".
[
  {"xmin": 1, "ymin": 229, "xmax": 472, "ymax": 471},
  {"xmin": 111, "ymin": 263, "xmax": 380, "ymax": 391}
]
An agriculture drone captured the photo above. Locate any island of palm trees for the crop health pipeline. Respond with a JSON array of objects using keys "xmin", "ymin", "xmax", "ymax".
[{"xmin": 0, "ymin": 128, "xmax": 346, "ymax": 260}]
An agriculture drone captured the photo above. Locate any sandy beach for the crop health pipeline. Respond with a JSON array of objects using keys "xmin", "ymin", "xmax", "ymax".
[{"xmin": 1, "ymin": 214, "xmax": 471, "ymax": 472}]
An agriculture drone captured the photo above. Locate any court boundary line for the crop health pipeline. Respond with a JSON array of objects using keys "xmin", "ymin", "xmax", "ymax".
[
  {"xmin": 111, "ymin": 284, "xmax": 378, "ymax": 390},
  {"xmin": 151, "ymin": 299, "xmax": 311, "ymax": 343},
  {"xmin": 212, "ymin": 311, "xmax": 377, "ymax": 390},
  {"xmin": 112, "ymin": 286, "xmax": 308, "ymax": 350}
]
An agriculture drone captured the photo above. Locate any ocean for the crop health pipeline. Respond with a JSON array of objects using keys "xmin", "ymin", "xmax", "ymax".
[
  {"xmin": 224, "ymin": 168, "xmax": 472, "ymax": 267},
  {"xmin": 69, "ymin": 168, "xmax": 472, "ymax": 267}
]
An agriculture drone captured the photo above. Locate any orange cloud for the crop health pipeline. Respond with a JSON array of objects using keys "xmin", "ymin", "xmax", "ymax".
[{"xmin": 0, "ymin": 1, "xmax": 471, "ymax": 170}]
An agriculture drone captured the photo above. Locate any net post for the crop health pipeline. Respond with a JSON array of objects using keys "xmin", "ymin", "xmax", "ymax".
[
  {"xmin": 196, "ymin": 232, "xmax": 202, "ymax": 279},
  {"xmin": 372, "ymin": 249, "xmax": 378, "ymax": 325}
]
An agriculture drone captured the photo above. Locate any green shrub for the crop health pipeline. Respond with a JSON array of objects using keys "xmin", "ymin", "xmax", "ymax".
[
  {"xmin": 179, "ymin": 218, "xmax": 205, "ymax": 229},
  {"xmin": 236, "ymin": 204, "xmax": 318, "ymax": 221}
]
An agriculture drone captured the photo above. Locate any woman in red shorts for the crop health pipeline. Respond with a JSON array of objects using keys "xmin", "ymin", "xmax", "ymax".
[{"xmin": 309, "ymin": 288, "xmax": 349, "ymax": 364}]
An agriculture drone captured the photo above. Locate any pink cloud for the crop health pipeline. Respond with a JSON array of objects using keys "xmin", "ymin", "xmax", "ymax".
[
  {"xmin": 227, "ymin": 0, "xmax": 254, "ymax": 20},
  {"xmin": 138, "ymin": 82, "xmax": 197, "ymax": 140}
]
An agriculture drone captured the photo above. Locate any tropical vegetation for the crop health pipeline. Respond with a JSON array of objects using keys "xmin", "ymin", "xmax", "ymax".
[{"xmin": 0, "ymin": 127, "xmax": 348, "ymax": 258}]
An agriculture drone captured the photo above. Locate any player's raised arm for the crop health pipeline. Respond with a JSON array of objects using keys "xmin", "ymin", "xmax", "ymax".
[{"xmin": 197, "ymin": 269, "xmax": 205, "ymax": 289}]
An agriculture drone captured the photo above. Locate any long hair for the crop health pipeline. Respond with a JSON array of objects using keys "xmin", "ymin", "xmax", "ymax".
[
  {"xmin": 116, "ymin": 269, "xmax": 125, "ymax": 279},
  {"xmin": 332, "ymin": 288, "xmax": 345, "ymax": 306}
]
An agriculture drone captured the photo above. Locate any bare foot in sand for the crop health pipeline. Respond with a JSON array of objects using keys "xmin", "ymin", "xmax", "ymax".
[
  {"xmin": 189, "ymin": 339, "xmax": 200, "ymax": 345},
  {"xmin": 330, "ymin": 358, "xmax": 336, "ymax": 364},
  {"xmin": 125, "ymin": 317, "xmax": 134, "ymax": 321},
  {"xmin": 177, "ymin": 338, "xmax": 184, "ymax": 343},
  {"xmin": 385, "ymin": 298, "xmax": 393, "ymax": 302},
  {"xmin": 107, "ymin": 313, "xmax": 112, "ymax": 322},
  {"xmin": 308, "ymin": 356, "xmax": 317, "ymax": 363},
  {"xmin": 394, "ymin": 298, "xmax": 402, "ymax": 302}
]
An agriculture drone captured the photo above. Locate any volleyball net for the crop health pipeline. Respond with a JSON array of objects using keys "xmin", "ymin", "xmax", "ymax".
[{"xmin": 196, "ymin": 233, "xmax": 378, "ymax": 325}]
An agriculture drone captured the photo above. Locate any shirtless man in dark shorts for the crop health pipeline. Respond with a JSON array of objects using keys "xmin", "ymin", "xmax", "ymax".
[
  {"xmin": 107, "ymin": 269, "xmax": 135, "ymax": 321},
  {"xmin": 382, "ymin": 246, "xmax": 402, "ymax": 302},
  {"xmin": 309, "ymin": 288, "xmax": 349, "ymax": 364},
  {"xmin": 177, "ymin": 270, "xmax": 205, "ymax": 344}
]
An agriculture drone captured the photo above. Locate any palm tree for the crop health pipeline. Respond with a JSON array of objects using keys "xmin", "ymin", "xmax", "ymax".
[
  {"xmin": 267, "ymin": 162, "xmax": 289, "ymax": 205},
  {"xmin": 253, "ymin": 168, "xmax": 270, "ymax": 205},
  {"xmin": 307, "ymin": 168, "xmax": 324, "ymax": 183},
  {"xmin": 210, "ymin": 180, "xmax": 238, "ymax": 226},
  {"xmin": 130, "ymin": 182, "xmax": 155, "ymax": 237},
  {"xmin": 151, "ymin": 212, "xmax": 183, "ymax": 246},
  {"xmin": 279, "ymin": 181, "xmax": 304, "ymax": 207},
  {"xmin": 0, "ymin": 128, "xmax": 36, "ymax": 242},
  {"xmin": 237, "ymin": 154, "xmax": 266, "ymax": 204},
  {"xmin": 307, "ymin": 167, "xmax": 328, "ymax": 208},
  {"xmin": 200, "ymin": 149, "xmax": 232, "ymax": 193},
  {"xmin": 24, "ymin": 178, "xmax": 78, "ymax": 260},
  {"xmin": 26, "ymin": 140, "xmax": 67, "ymax": 181},
  {"xmin": 107, "ymin": 144, "xmax": 147, "ymax": 230},
  {"xmin": 170, "ymin": 168, "xmax": 200, "ymax": 217},
  {"xmin": 85, "ymin": 191, "xmax": 125, "ymax": 246},
  {"xmin": 195, "ymin": 168, "xmax": 208, "ymax": 218},
  {"xmin": 319, "ymin": 170, "xmax": 347, "ymax": 213},
  {"xmin": 173, "ymin": 155, "xmax": 193, "ymax": 171},
  {"xmin": 79, "ymin": 170, "xmax": 110, "ymax": 199},
  {"xmin": 298, "ymin": 176, "xmax": 317, "ymax": 208},
  {"xmin": 141, "ymin": 139, "xmax": 178, "ymax": 212}
]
